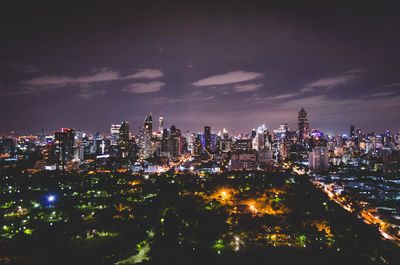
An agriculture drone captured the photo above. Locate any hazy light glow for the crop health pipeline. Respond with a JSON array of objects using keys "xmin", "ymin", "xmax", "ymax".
[{"xmin": 47, "ymin": 195, "xmax": 56, "ymax": 203}]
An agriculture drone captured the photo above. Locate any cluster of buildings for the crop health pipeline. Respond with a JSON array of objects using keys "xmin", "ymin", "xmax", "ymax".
[{"xmin": 1, "ymin": 109, "xmax": 400, "ymax": 174}]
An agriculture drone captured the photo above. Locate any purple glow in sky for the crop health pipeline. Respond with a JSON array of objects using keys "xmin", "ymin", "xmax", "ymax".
[{"xmin": 1, "ymin": 1, "xmax": 399, "ymax": 135}]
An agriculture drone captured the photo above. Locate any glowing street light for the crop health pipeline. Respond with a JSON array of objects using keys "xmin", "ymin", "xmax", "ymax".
[{"xmin": 47, "ymin": 194, "xmax": 56, "ymax": 203}]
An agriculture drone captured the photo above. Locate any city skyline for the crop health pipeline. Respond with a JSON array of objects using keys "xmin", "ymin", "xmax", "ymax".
[
  {"xmin": 1, "ymin": 108, "xmax": 397, "ymax": 138},
  {"xmin": 1, "ymin": 1, "xmax": 400, "ymax": 134}
]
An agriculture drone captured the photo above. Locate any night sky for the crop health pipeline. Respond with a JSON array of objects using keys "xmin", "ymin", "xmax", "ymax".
[{"xmin": 1, "ymin": 1, "xmax": 400, "ymax": 135}]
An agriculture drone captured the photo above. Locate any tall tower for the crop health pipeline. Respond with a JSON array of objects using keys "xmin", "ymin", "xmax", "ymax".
[
  {"xmin": 144, "ymin": 113, "xmax": 152, "ymax": 135},
  {"xmin": 110, "ymin": 124, "xmax": 121, "ymax": 145},
  {"xmin": 39, "ymin": 129, "xmax": 46, "ymax": 144},
  {"xmin": 350, "ymin": 124, "xmax": 355, "ymax": 138},
  {"xmin": 55, "ymin": 128, "xmax": 75, "ymax": 170},
  {"xmin": 158, "ymin": 112, "xmax": 164, "ymax": 132},
  {"xmin": 142, "ymin": 113, "xmax": 153, "ymax": 158},
  {"xmin": 118, "ymin": 122, "xmax": 130, "ymax": 158},
  {"xmin": 119, "ymin": 122, "xmax": 130, "ymax": 143},
  {"xmin": 298, "ymin": 107, "xmax": 310, "ymax": 144},
  {"xmin": 204, "ymin": 126, "xmax": 211, "ymax": 154}
]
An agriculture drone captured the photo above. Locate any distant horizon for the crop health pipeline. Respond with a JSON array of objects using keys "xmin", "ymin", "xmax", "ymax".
[{"xmin": 2, "ymin": 108, "xmax": 398, "ymax": 137}]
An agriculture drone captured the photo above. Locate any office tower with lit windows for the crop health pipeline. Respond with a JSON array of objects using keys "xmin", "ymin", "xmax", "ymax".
[
  {"xmin": 73, "ymin": 140, "xmax": 84, "ymax": 161},
  {"xmin": 54, "ymin": 128, "xmax": 75, "ymax": 169},
  {"xmin": 308, "ymin": 146, "xmax": 329, "ymax": 171},
  {"xmin": 118, "ymin": 122, "xmax": 130, "ymax": 158},
  {"xmin": 233, "ymin": 139, "xmax": 252, "ymax": 153},
  {"xmin": 39, "ymin": 129, "xmax": 46, "ymax": 145},
  {"xmin": 144, "ymin": 113, "xmax": 152, "ymax": 134},
  {"xmin": 119, "ymin": 122, "xmax": 130, "ymax": 143},
  {"xmin": 167, "ymin": 125, "xmax": 182, "ymax": 158},
  {"xmin": 74, "ymin": 130, "xmax": 84, "ymax": 141},
  {"xmin": 140, "ymin": 113, "xmax": 153, "ymax": 159},
  {"xmin": 158, "ymin": 112, "xmax": 164, "ymax": 132},
  {"xmin": 94, "ymin": 132, "xmax": 105, "ymax": 155},
  {"xmin": 110, "ymin": 124, "xmax": 121, "ymax": 145},
  {"xmin": 204, "ymin": 126, "xmax": 211, "ymax": 154},
  {"xmin": 217, "ymin": 138, "xmax": 232, "ymax": 153},
  {"xmin": 184, "ymin": 131, "xmax": 193, "ymax": 151},
  {"xmin": 298, "ymin": 107, "xmax": 310, "ymax": 144},
  {"xmin": 252, "ymin": 124, "xmax": 269, "ymax": 151},
  {"xmin": 193, "ymin": 135, "xmax": 203, "ymax": 157},
  {"xmin": 350, "ymin": 124, "xmax": 355, "ymax": 138}
]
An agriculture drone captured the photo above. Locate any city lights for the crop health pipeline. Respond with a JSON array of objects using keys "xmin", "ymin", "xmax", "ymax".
[
  {"xmin": 1, "ymin": 2, "xmax": 400, "ymax": 262},
  {"xmin": 47, "ymin": 195, "xmax": 56, "ymax": 203}
]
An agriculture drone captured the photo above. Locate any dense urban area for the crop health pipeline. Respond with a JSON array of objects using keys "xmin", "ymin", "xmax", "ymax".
[{"xmin": 1, "ymin": 108, "xmax": 399, "ymax": 264}]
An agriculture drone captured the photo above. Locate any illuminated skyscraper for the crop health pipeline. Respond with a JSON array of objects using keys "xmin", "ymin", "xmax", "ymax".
[
  {"xmin": 110, "ymin": 124, "xmax": 121, "ymax": 145},
  {"xmin": 144, "ymin": 113, "xmax": 152, "ymax": 134},
  {"xmin": 350, "ymin": 124, "xmax": 355, "ymax": 138},
  {"xmin": 252, "ymin": 124, "xmax": 268, "ymax": 151},
  {"xmin": 308, "ymin": 146, "xmax": 329, "ymax": 171},
  {"xmin": 39, "ymin": 129, "xmax": 46, "ymax": 145},
  {"xmin": 193, "ymin": 135, "xmax": 203, "ymax": 157},
  {"xmin": 119, "ymin": 122, "xmax": 130, "ymax": 158},
  {"xmin": 158, "ymin": 112, "xmax": 164, "ymax": 132},
  {"xmin": 73, "ymin": 140, "xmax": 84, "ymax": 161},
  {"xmin": 54, "ymin": 128, "xmax": 75, "ymax": 169},
  {"xmin": 119, "ymin": 122, "xmax": 130, "ymax": 143},
  {"xmin": 168, "ymin": 125, "xmax": 182, "ymax": 157},
  {"xmin": 298, "ymin": 107, "xmax": 310, "ymax": 144},
  {"xmin": 141, "ymin": 113, "xmax": 153, "ymax": 158},
  {"xmin": 204, "ymin": 126, "xmax": 211, "ymax": 154}
]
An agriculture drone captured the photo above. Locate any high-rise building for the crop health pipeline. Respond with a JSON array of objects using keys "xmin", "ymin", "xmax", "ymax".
[
  {"xmin": 308, "ymin": 146, "xmax": 329, "ymax": 171},
  {"xmin": 119, "ymin": 122, "xmax": 130, "ymax": 143},
  {"xmin": 74, "ymin": 130, "xmax": 84, "ymax": 141},
  {"xmin": 350, "ymin": 124, "xmax": 355, "ymax": 138},
  {"xmin": 119, "ymin": 122, "xmax": 130, "ymax": 158},
  {"xmin": 258, "ymin": 149, "xmax": 273, "ymax": 165},
  {"xmin": 158, "ymin": 112, "xmax": 164, "ymax": 132},
  {"xmin": 144, "ymin": 113, "xmax": 152, "ymax": 134},
  {"xmin": 217, "ymin": 138, "xmax": 232, "ymax": 153},
  {"xmin": 204, "ymin": 126, "xmax": 211, "ymax": 154},
  {"xmin": 140, "ymin": 113, "xmax": 153, "ymax": 159},
  {"xmin": 73, "ymin": 140, "xmax": 84, "ymax": 161},
  {"xmin": 231, "ymin": 153, "xmax": 257, "ymax": 170},
  {"xmin": 39, "ymin": 129, "xmax": 46, "ymax": 145},
  {"xmin": 232, "ymin": 139, "xmax": 252, "ymax": 153},
  {"xmin": 110, "ymin": 124, "xmax": 121, "ymax": 145},
  {"xmin": 298, "ymin": 107, "xmax": 310, "ymax": 144},
  {"xmin": 252, "ymin": 124, "xmax": 268, "ymax": 151},
  {"xmin": 168, "ymin": 125, "xmax": 182, "ymax": 158},
  {"xmin": 193, "ymin": 135, "xmax": 203, "ymax": 157},
  {"xmin": 94, "ymin": 132, "xmax": 105, "ymax": 155},
  {"xmin": 251, "ymin": 129, "xmax": 257, "ymax": 139},
  {"xmin": 54, "ymin": 128, "xmax": 75, "ymax": 169}
]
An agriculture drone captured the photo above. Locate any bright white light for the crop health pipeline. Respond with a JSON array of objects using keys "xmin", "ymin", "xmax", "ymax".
[{"xmin": 47, "ymin": 195, "xmax": 55, "ymax": 202}]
